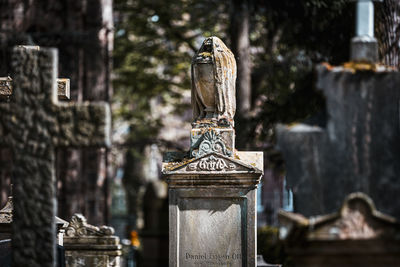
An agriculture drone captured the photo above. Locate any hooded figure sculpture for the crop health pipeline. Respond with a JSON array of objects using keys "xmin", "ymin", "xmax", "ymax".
[{"xmin": 191, "ymin": 36, "xmax": 236, "ymax": 126}]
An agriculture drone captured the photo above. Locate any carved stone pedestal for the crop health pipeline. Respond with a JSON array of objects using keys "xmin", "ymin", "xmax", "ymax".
[{"xmin": 163, "ymin": 152, "xmax": 262, "ymax": 267}]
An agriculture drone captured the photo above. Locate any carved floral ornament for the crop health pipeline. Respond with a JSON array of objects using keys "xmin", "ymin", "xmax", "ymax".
[
  {"xmin": 65, "ymin": 213, "xmax": 114, "ymax": 237},
  {"xmin": 192, "ymin": 129, "xmax": 231, "ymax": 158}
]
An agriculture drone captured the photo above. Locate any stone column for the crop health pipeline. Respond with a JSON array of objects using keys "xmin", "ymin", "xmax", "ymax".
[{"xmin": 162, "ymin": 37, "xmax": 263, "ymax": 267}]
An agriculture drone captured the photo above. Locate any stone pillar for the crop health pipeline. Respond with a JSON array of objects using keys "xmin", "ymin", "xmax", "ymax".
[
  {"xmin": 162, "ymin": 37, "xmax": 263, "ymax": 267},
  {"xmin": 63, "ymin": 214, "xmax": 122, "ymax": 267}
]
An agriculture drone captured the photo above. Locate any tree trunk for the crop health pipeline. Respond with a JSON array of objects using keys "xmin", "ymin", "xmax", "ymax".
[
  {"xmin": 377, "ymin": 0, "xmax": 400, "ymax": 67},
  {"xmin": 230, "ymin": 0, "xmax": 252, "ymax": 115}
]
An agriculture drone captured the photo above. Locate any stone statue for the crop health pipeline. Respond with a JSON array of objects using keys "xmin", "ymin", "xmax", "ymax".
[{"xmin": 191, "ymin": 36, "xmax": 236, "ymax": 126}]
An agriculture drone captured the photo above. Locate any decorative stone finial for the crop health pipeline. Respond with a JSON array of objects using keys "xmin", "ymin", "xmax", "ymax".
[
  {"xmin": 350, "ymin": 0, "xmax": 382, "ymax": 63},
  {"xmin": 191, "ymin": 36, "xmax": 236, "ymax": 126},
  {"xmin": 65, "ymin": 214, "xmax": 114, "ymax": 237}
]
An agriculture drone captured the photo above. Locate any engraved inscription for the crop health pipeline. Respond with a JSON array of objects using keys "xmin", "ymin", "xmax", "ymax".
[
  {"xmin": 186, "ymin": 155, "xmax": 237, "ymax": 171},
  {"xmin": 179, "ymin": 198, "xmax": 244, "ymax": 267},
  {"xmin": 198, "ymin": 155, "xmax": 228, "ymax": 170},
  {"xmin": 185, "ymin": 252, "xmax": 242, "ymax": 266}
]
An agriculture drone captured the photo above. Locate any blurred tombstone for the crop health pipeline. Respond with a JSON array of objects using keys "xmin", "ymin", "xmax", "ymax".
[
  {"xmin": 0, "ymin": 190, "xmax": 68, "ymax": 267},
  {"xmin": 279, "ymin": 192, "xmax": 400, "ymax": 267},
  {"xmin": 257, "ymin": 255, "xmax": 281, "ymax": 267},
  {"xmin": 140, "ymin": 180, "xmax": 168, "ymax": 266},
  {"xmin": 63, "ymin": 214, "xmax": 122, "ymax": 267},
  {"xmin": 275, "ymin": 0, "xmax": 400, "ymax": 219}
]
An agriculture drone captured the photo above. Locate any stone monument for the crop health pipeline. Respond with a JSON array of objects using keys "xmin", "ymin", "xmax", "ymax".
[
  {"xmin": 275, "ymin": 0, "xmax": 400, "ymax": 219},
  {"xmin": 279, "ymin": 192, "xmax": 400, "ymax": 267},
  {"xmin": 0, "ymin": 46, "xmax": 111, "ymax": 267},
  {"xmin": 63, "ymin": 214, "xmax": 122, "ymax": 267},
  {"xmin": 0, "ymin": 191, "xmax": 68, "ymax": 245},
  {"xmin": 162, "ymin": 36, "xmax": 263, "ymax": 267}
]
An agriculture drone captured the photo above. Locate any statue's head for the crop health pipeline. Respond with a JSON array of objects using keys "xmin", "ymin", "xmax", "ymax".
[{"xmin": 191, "ymin": 37, "xmax": 236, "ymax": 126}]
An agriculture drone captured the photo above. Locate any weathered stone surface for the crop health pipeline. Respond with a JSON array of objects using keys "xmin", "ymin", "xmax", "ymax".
[
  {"xmin": 0, "ymin": 192, "xmax": 68, "ymax": 245},
  {"xmin": 277, "ymin": 64, "xmax": 400, "ymax": 219},
  {"xmin": 0, "ymin": 46, "xmax": 110, "ymax": 267},
  {"xmin": 190, "ymin": 127, "xmax": 234, "ymax": 158},
  {"xmin": 178, "ymin": 193, "xmax": 246, "ymax": 267},
  {"xmin": 64, "ymin": 214, "xmax": 122, "ymax": 267},
  {"xmin": 191, "ymin": 36, "xmax": 236, "ymax": 125},
  {"xmin": 163, "ymin": 152, "xmax": 262, "ymax": 185},
  {"xmin": 164, "ymin": 152, "xmax": 262, "ymax": 266},
  {"xmin": 0, "ymin": 77, "xmax": 71, "ymax": 100},
  {"xmin": 351, "ymin": 36, "xmax": 379, "ymax": 63},
  {"xmin": 279, "ymin": 192, "xmax": 400, "ymax": 267},
  {"xmin": 0, "ymin": 77, "xmax": 12, "ymax": 99},
  {"xmin": 0, "ymin": 194, "xmax": 12, "ymax": 240},
  {"xmin": 168, "ymin": 181, "xmax": 259, "ymax": 267},
  {"xmin": 0, "ymin": 0, "xmax": 114, "ymax": 226},
  {"xmin": 164, "ymin": 37, "xmax": 262, "ymax": 267}
]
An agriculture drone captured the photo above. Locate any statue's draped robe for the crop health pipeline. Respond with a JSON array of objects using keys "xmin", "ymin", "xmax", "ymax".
[{"xmin": 191, "ymin": 37, "xmax": 237, "ymax": 124}]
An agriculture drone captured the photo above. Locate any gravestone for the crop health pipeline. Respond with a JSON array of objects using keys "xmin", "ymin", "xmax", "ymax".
[
  {"xmin": 275, "ymin": 0, "xmax": 400, "ymax": 219},
  {"xmin": 63, "ymin": 214, "xmax": 122, "ymax": 267},
  {"xmin": 162, "ymin": 37, "xmax": 263, "ymax": 267},
  {"xmin": 0, "ymin": 191, "xmax": 68, "ymax": 245},
  {"xmin": 279, "ymin": 192, "xmax": 400, "ymax": 267},
  {"xmin": 0, "ymin": 46, "xmax": 110, "ymax": 267}
]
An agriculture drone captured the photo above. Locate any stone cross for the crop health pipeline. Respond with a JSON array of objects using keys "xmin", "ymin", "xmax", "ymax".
[
  {"xmin": 0, "ymin": 76, "xmax": 70, "ymax": 100},
  {"xmin": 0, "ymin": 46, "xmax": 110, "ymax": 267}
]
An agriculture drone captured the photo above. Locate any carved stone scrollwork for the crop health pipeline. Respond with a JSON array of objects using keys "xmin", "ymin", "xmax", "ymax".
[
  {"xmin": 65, "ymin": 214, "xmax": 114, "ymax": 237},
  {"xmin": 0, "ymin": 196, "xmax": 13, "ymax": 223},
  {"xmin": 187, "ymin": 155, "xmax": 237, "ymax": 171},
  {"xmin": 192, "ymin": 130, "xmax": 232, "ymax": 158},
  {"xmin": 0, "ymin": 77, "xmax": 12, "ymax": 96}
]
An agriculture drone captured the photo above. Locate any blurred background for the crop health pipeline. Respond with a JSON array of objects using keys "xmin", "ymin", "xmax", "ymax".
[{"xmin": 0, "ymin": 0, "xmax": 399, "ymax": 266}]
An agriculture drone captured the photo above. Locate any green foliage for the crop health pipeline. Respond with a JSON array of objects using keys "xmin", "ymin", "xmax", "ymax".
[
  {"xmin": 113, "ymin": 0, "xmax": 354, "ymax": 155},
  {"xmin": 238, "ymin": 0, "xmax": 353, "ymax": 156},
  {"xmin": 113, "ymin": 0, "xmax": 229, "ymax": 145}
]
